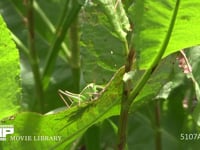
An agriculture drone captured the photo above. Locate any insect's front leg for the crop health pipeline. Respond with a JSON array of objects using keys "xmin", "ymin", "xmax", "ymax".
[
  {"xmin": 58, "ymin": 89, "xmax": 86, "ymax": 107},
  {"xmin": 58, "ymin": 90, "xmax": 73, "ymax": 108}
]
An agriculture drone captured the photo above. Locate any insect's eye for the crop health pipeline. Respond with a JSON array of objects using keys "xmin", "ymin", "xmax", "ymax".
[{"xmin": 92, "ymin": 93, "xmax": 99, "ymax": 99}]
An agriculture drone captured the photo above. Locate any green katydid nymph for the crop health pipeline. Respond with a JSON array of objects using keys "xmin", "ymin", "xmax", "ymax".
[{"xmin": 58, "ymin": 83, "xmax": 104, "ymax": 108}]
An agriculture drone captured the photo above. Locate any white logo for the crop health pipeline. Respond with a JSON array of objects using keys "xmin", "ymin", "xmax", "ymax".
[{"xmin": 0, "ymin": 125, "xmax": 14, "ymax": 141}]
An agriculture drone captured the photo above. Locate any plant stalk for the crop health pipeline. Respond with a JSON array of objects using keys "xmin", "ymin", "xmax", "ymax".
[
  {"xmin": 155, "ymin": 100, "xmax": 162, "ymax": 150},
  {"xmin": 117, "ymin": 0, "xmax": 180, "ymax": 149},
  {"xmin": 117, "ymin": 47, "xmax": 135, "ymax": 150},
  {"xmin": 26, "ymin": 0, "xmax": 44, "ymax": 112},
  {"xmin": 42, "ymin": 0, "xmax": 83, "ymax": 90},
  {"xmin": 69, "ymin": 16, "xmax": 80, "ymax": 93}
]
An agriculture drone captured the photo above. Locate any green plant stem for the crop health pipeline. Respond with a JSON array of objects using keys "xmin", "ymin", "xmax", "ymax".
[
  {"xmin": 42, "ymin": 0, "xmax": 83, "ymax": 90},
  {"xmin": 33, "ymin": 1, "xmax": 71, "ymax": 60},
  {"xmin": 26, "ymin": 0, "xmax": 44, "ymax": 113},
  {"xmin": 69, "ymin": 17, "xmax": 80, "ymax": 93},
  {"xmin": 155, "ymin": 100, "xmax": 162, "ymax": 150}
]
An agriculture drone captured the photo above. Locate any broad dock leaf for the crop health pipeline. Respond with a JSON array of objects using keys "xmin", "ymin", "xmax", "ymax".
[
  {"xmin": 130, "ymin": 0, "xmax": 200, "ymax": 69},
  {"xmin": 0, "ymin": 15, "xmax": 21, "ymax": 120}
]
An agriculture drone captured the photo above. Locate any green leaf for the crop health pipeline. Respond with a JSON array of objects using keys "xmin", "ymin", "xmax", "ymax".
[
  {"xmin": 0, "ymin": 53, "xmax": 175, "ymax": 149},
  {"xmin": 84, "ymin": 125, "xmax": 101, "ymax": 150},
  {"xmin": 0, "ymin": 0, "xmax": 78, "ymax": 111},
  {"xmin": 186, "ymin": 46, "xmax": 200, "ymax": 126},
  {"xmin": 129, "ymin": 0, "xmax": 200, "ymax": 69},
  {"xmin": 0, "ymin": 15, "xmax": 20, "ymax": 119},
  {"xmin": 80, "ymin": 3, "xmax": 125, "ymax": 84},
  {"xmin": 93, "ymin": 0, "xmax": 130, "ymax": 42},
  {"xmin": 187, "ymin": 47, "xmax": 200, "ymax": 102},
  {"xmin": 0, "ymin": 67, "xmax": 124, "ymax": 150},
  {"xmin": 131, "ymin": 54, "xmax": 176, "ymax": 110}
]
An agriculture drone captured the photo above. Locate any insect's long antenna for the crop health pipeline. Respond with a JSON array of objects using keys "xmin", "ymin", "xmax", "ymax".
[
  {"xmin": 114, "ymin": 0, "xmax": 120, "ymax": 9},
  {"xmin": 58, "ymin": 90, "xmax": 72, "ymax": 108}
]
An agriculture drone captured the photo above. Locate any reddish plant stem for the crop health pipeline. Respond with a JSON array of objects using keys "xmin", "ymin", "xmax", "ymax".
[
  {"xmin": 117, "ymin": 48, "xmax": 135, "ymax": 150},
  {"xmin": 155, "ymin": 100, "xmax": 162, "ymax": 150}
]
